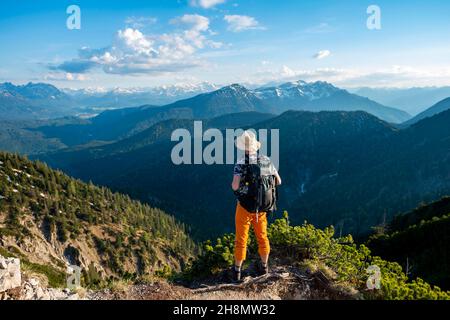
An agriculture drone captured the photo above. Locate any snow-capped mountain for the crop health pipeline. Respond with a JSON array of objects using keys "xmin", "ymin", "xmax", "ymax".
[
  {"xmin": 254, "ymin": 80, "xmax": 340, "ymax": 101},
  {"xmin": 63, "ymin": 82, "xmax": 220, "ymax": 108},
  {"xmin": 251, "ymin": 80, "xmax": 411, "ymax": 123},
  {"xmin": 165, "ymin": 83, "xmax": 275, "ymax": 117}
]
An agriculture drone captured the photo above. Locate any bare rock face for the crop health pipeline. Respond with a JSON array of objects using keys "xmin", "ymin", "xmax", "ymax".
[
  {"xmin": 0, "ymin": 255, "xmax": 21, "ymax": 292},
  {"xmin": 21, "ymin": 278, "xmax": 82, "ymax": 300},
  {"xmin": 0, "ymin": 254, "xmax": 85, "ymax": 300}
]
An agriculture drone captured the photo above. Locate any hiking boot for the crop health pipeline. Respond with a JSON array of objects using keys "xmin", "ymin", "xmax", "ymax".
[
  {"xmin": 233, "ymin": 266, "xmax": 242, "ymax": 282},
  {"xmin": 257, "ymin": 261, "xmax": 269, "ymax": 276}
]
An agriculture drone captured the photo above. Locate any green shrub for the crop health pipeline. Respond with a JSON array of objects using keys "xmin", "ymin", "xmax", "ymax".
[{"xmin": 183, "ymin": 212, "xmax": 450, "ymax": 300}]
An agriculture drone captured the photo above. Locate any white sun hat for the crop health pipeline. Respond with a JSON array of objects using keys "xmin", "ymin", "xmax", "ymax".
[{"xmin": 236, "ymin": 130, "xmax": 261, "ymax": 154}]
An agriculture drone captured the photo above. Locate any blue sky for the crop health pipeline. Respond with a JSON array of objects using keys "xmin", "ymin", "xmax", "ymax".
[{"xmin": 1, "ymin": 0, "xmax": 450, "ymax": 89}]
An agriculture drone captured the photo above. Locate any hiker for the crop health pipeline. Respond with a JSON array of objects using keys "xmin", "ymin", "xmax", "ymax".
[{"xmin": 231, "ymin": 130, "xmax": 281, "ymax": 282}]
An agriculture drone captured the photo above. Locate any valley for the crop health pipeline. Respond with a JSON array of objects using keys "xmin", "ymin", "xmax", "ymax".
[
  {"xmin": 30, "ymin": 108, "xmax": 450, "ymax": 241},
  {"xmin": 1, "ymin": 80, "xmax": 450, "ymax": 240},
  {"xmin": 3, "ymin": 0, "xmax": 450, "ymax": 303},
  {"xmin": 1, "ymin": 79, "xmax": 450, "ymax": 298}
]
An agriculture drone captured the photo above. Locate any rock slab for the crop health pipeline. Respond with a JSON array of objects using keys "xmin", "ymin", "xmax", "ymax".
[{"xmin": 0, "ymin": 255, "xmax": 21, "ymax": 292}]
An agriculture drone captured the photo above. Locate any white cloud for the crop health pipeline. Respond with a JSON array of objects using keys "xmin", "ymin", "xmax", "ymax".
[
  {"xmin": 224, "ymin": 15, "xmax": 264, "ymax": 32},
  {"xmin": 190, "ymin": 0, "xmax": 226, "ymax": 9},
  {"xmin": 125, "ymin": 16, "xmax": 157, "ymax": 29},
  {"xmin": 314, "ymin": 50, "xmax": 331, "ymax": 59},
  {"xmin": 250, "ymin": 65, "xmax": 348, "ymax": 85},
  {"xmin": 117, "ymin": 28, "xmax": 157, "ymax": 55},
  {"xmin": 170, "ymin": 14, "xmax": 211, "ymax": 49},
  {"xmin": 52, "ymin": 14, "xmax": 222, "ymax": 76},
  {"xmin": 172, "ymin": 14, "xmax": 210, "ymax": 32},
  {"xmin": 44, "ymin": 72, "xmax": 88, "ymax": 81},
  {"xmin": 250, "ymin": 65, "xmax": 450, "ymax": 88},
  {"xmin": 304, "ymin": 23, "xmax": 334, "ymax": 34},
  {"xmin": 340, "ymin": 66, "xmax": 450, "ymax": 88}
]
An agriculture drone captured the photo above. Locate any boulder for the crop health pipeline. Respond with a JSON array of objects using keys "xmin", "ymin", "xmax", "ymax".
[{"xmin": 0, "ymin": 255, "xmax": 21, "ymax": 292}]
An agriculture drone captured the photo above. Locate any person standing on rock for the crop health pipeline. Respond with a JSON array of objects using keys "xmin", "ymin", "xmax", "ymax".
[{"xmin": 231, "ymin": 130, "xmax": 281, "ymax": 282}]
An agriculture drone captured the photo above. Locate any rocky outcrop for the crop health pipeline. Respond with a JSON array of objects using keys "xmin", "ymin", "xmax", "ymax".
[
  {"xmin": 0, "ymin": 256, "xmax": 21, "ymax": 292},
  {"xmin": 20, "ymin": 278, "xmax": 83, "ymax": 300},
  {"xmin": 0, "ymin": 255, "xmax": 85, "ymax": 300}
]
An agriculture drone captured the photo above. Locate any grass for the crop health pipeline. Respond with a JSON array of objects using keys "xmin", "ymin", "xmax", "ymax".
[{"xmin": 21, "ymin": 260, "xmax": 66, "ymax": 288}]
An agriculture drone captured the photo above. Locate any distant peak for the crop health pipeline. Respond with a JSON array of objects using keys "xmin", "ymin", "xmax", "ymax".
[
  {"xmin": 229, "ymin": 83, "xmax": 246, "ymax": 89},
  {"xmin": 218, "ymin": 83, "xmax": 248, "ymax": 92}
]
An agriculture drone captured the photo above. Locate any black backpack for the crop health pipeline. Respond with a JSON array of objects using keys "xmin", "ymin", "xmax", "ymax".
[{"xmin": 235, "ymin": 155, "xmax": 278, "ymax": 213}]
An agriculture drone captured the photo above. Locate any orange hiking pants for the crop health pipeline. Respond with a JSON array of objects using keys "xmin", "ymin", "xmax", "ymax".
[{"xmin": 234, "ymin": 202, "xmax": 270, "ymax": 262}]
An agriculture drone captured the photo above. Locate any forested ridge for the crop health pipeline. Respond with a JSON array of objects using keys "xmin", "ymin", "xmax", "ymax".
[
  {"xmin": 0, "ymin": 152, "xmax": 195, "ymax": 287},
  {"xmin": 368, "ymin": 197, "xmax": 450, "ymax": 290}
]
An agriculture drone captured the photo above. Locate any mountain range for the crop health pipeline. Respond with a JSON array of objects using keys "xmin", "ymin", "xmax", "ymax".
[
  {"xmin": 254, "ymin": 80, "xmax": 410, "ymax": 123},
  {"xmin": 0, "ymin": 82, "xmax": 219, "ymax": 120},
  {"xmin": 352, "ymin": 86, "xmax": 450, "ymax": 116},
  {"xmin": 65, "ymin": 80, "xmax": 412, "ymax": 123},
  {"xmin": 0, "ymin": 83, "xmax": 76, "ymax": 120},
  {"xmin": 9, "ymin": 81, "xmax": 450, "ymax": 127},
  {"xmin": 62, "ymin": 82, "xmax": 220, "ymax": 110},
  {"xmin": 1, "ymin": 81, "xmax": 410, "ymax": 123},
  {"xmin": 33, "ymin": 107, "xmax": 450, "ymax": 240},
  {"xmin": 18, "ymin": 81, "xmax": 411, "ymax": 150}
]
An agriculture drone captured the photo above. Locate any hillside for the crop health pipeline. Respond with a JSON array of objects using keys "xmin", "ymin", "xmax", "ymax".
[
  {"xmin": 0, "ymin": 120, "xmax": 66, "ymax": 155},
  {"xmin": 368, "ymin": 197, "xmax": 450, "ymax": 290},
  {"xmin": 32, "ymin": 105, "xmax": 194, "ymax": 147},
  {"xmin": 3, "ymin": 212, "xmax": 449, "ymax": 300},
  {"xmin": 0, "ymin": 152, "xmax": 195, "ymax": 288},
  {"xmin": 36, "ymin": 110, "xmax": 398, "ymax": 239},
  {"xmin": 403, "ymin": 97, "xmax": 450, "ymax": 126},
  {"xmin": 286, "ymin": 108, "xmax": 450, "ymax": 236},
  {"xmin": 31, "ymin": 85, "xmax": 275, "ymax": 147},
  {"xmin": 177, "ymin": 212, "xmax": 449, "ymax": 300},
  {"xmin": 95, "ymin": 213, "xmax": 449, "ymax": 301},
  {"xmin": 35, "ymin": 108, "xmax": 450, "ymax": 241},
  {"xmin": 18, "ymin": 81, "xmax": 409, "ymax": 149},
  {"xmin": 34, "ymin": 112, "xmax": 275, "ymax": 173},
  {"xmin": 0, "ymin": 82, "xmax": 77, "ymax": 120}
]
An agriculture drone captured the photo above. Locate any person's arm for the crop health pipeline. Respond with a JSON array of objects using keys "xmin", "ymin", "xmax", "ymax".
[
  {"xmin": 270, "ymin": 161, "xmax": 281, "ymax": 185},
  {"xmin": 231, "ymin": 175, "xmax": 241, "ymax": 191},
  {"xmin": 274, "ymin": 171, "xmax": 282, "ymax": 186}
]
